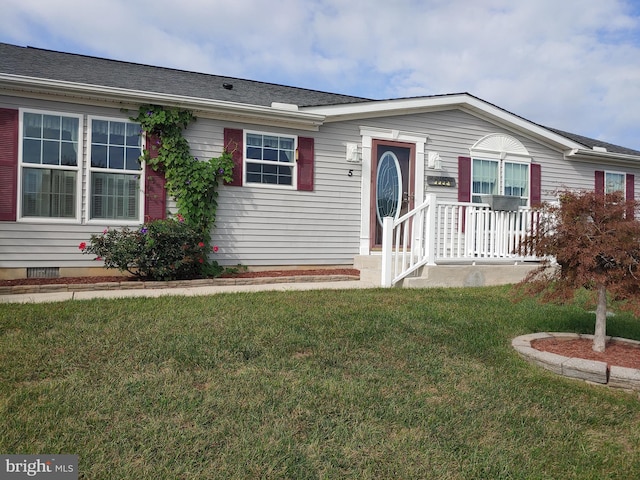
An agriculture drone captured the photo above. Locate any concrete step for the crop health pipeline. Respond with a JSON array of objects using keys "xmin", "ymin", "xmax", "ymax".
[
  {"xmin": 354, "ymin": 255, "xmax": 542, "ymax": 288},
  {"xmin": 401, "ymin": 264, "xmax": 540, "ymax": 288}
]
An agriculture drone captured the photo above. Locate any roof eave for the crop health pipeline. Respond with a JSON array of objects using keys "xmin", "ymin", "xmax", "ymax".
[
  {"xmin": 0, "ymin": 73, "xmax": 326, "ymax": 131},
  {"xmin": 566, "ymin": 148, "xmax": 640, "ymax": 165},
  {"xmin": 304, "ymin": 94, "xmax": 586, "ymax": 151}
]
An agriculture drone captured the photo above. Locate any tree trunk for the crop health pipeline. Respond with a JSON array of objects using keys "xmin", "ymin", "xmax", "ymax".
[{"xmin": 593, "ymin": 283, "xmax": 607, "ymax": 352}]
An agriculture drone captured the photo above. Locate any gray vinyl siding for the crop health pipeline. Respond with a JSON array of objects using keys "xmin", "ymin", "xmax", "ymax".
[
  {"xmin": 339, "ymin": 109, "xmax": 640, "ymax": 204},
  {"xmin": 0, "ymin": 223, "xmax": 113, "ymax": 268},
  {"xmin": 1, "ymin": 93, "xmax": 639, "ymax": 271},
  {"xmin": 0, "ymin": 95, "xmax": 145, "ymax": 270},
  {"xmin": 197, "ymin": 119, "xmax": 362, "ymax": 267},
  {"xmin": 0, "ymin": 101, "xmax": 364, "ymax": 270}
]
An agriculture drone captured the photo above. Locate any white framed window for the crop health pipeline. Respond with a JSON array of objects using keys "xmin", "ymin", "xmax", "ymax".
[
  {"xmin": 504, "ymin": 161, "xmax": 529, "ymax": 198},
  {"xmin": 87, "ymin": 117, "xmax": 143, "ymax": 222},
  {"xmin": 18, "ymin": 109, "xmax": 83, "ymax": 222},
  {"xmin": 472, "ymin": 158, "xmax": 499, "ymax": 197},
  {"xmin": 472, "ymin": 158, "xmax": 530, "ymax": 205},
  {"xmin": 605, "ymin": 171, "xmax": 626, "ymax": 195},
  {"xmin": 245, "ymin": 131, "xmax": 296, "ymax": 187},
  {"xmin": 470, "ymin": 134, "xmax": 532, "ymax": 207}
]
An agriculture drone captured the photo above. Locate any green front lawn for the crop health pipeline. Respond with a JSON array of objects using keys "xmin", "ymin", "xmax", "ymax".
[{"xmin": 2, "ymin": 287, "xmax": 640, "ymax": 479}]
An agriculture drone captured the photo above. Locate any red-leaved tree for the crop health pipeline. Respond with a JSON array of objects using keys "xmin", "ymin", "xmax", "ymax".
[{"xmin": 518, "ymin": 190, "xmax": 640, "ymax": 352}]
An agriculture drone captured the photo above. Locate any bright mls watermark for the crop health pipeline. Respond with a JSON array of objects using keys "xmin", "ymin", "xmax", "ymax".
[{"xmin": 1, "ymin": 455, "xmax": 77, "ymax": 479}]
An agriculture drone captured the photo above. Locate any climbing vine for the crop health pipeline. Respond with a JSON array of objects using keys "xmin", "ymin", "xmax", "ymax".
[{"xmin": 131, "ymin": 105, "xmax": 234, "ymax": 236}]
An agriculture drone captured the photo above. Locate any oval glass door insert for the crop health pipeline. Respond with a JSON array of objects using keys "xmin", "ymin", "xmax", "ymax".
[{"xmin": 376, "ymin": 151, "xmax": 402, "ymax": 226}]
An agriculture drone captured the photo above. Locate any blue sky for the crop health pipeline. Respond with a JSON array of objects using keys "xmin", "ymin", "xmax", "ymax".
[{"xmin": 2, "ymin": 0, "xmax": 639, "ymax": 150}]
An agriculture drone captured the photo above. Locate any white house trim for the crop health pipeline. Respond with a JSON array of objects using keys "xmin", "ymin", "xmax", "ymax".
[
  {"xmin": 0, "ymin": 73, "xmax": 326, "ymax": 131},
  {"xmin": 17, "ymin": 107, "xmax": 84, "ymax": 224},
  {"xmin": 304, "ymin": 94, "xmax": 586, "ymax": 152},
  {"xmin": 566, "ymin": 148, "xmax": 640, "ymax": 165},
  {"xmin": 358, "ymin": 126, "xmax": 428, "ymax": 255}
]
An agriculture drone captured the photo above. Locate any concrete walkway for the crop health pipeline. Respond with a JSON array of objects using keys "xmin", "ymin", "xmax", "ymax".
[{"xmin": 0, "ymin": 276, "xmax": 377, "ymax": 304}]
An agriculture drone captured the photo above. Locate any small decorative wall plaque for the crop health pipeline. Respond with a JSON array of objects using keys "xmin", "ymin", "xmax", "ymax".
[{"xmin": 427, "ymin": 176, "xmax": 456, "ymax": 187}]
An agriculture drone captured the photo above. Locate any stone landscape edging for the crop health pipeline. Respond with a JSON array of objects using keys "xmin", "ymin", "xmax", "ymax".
[
  {"xmin": 0, "ymin": 275, "xmax": 360, "ymax": 296},
  {"xmin": 512, "ymin": 332, "xmax": 640, "ymax": 393}
]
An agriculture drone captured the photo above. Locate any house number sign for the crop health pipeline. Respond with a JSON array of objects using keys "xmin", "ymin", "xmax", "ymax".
[{"xmin": 427, "ymin": 176, "xmax": 456, "ymax": 187}]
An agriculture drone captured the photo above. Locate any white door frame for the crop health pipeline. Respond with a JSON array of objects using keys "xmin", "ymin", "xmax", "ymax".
[{"xmin": 359, "ymin": 126, "xmax": 427, "ymax": 255}]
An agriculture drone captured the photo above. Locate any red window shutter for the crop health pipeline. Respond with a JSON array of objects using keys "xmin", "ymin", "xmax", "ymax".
[
  {"xmin": 297, "ymin": 136, "xmax": 314, "ymax": 191},
  {"xmin": 224, "ymin": 128, "xmax": 243, "ymax": 186},
  {"xmin": 626, "ymin": 173, "xmax": 635, "ymax": 201},
  {"xmin": 458, "ymin": 156, "xmax": 471, "ymax": 202},
  {"xmin": 0, "ymin": 108, "xmax": 18, "ymax": 221},
  {"xmin": 626, "ymin": 173, "xmax": 635, "ymax": 219},
  {"xmin": 530, "ymin": 163, "xmax": 541, "ymax": 207},
  {"xmin": 457, "ymin": 156, "xmax": 472, "ymax": 233},
  {"xmin": 595, "ymin": 170, "xmax": 605, "ymax": 195},
  {"xmin": 144, "ymin": 133, "xmax": 166, "ymax": 221}
]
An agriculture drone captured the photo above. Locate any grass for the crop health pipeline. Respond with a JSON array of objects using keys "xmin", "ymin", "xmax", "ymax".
[{"xmin": 2, "ymin": 286, "xmax": 640, "ymax": 479}]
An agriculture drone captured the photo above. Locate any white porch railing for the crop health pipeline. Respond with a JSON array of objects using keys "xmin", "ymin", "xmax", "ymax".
[{"xmin": 381, "ymin": 194, "xmax": 540, "ymax": 287}]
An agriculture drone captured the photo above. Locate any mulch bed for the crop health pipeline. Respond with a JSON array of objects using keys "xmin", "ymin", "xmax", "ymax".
[
  {"xmin": 532, "ymin": 337, "xmax": 640, "ymax": 370},
  {"xmin": 0, "ymin": 269, "xmax": 360, "ymax": 287}
]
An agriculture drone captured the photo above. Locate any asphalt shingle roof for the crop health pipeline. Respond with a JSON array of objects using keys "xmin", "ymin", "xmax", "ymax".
[
  {"xmin": 0, "ymin": 43, "xmax": 369, "ymax": 108},
  {"xmin": 1, "ymin": 42, "xmax": 638, "ymax": 157},
  {"xmin": 546, "ymin": 127, "xmax": 640, "ymax": 156}
]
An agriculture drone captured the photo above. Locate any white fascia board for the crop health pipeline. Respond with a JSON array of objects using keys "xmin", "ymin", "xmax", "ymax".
[
  {"xmin": 304, "ymin": 95, "xmax": 468, "ymax": 120},
  {"xmin": 304, "ymin": 94, "xmax": 585, "ymax": 151},
  {"xmin": 566, "ymin": 148, "xmax": 640, "ymax": 165},
  {"xmin": 0, "ymin": 74, "xmax": 326, "ymax": 131}
]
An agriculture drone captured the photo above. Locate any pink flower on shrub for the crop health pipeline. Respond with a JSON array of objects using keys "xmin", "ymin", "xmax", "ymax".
[
  {"xmin": 176, "ymin": 214, "xmax": 185, "ymax": 223},
  {"xmin": 95, "ymin": 256, "xmax": 102, "ymax": 261},
  {"xmin": 212, "ymin": 245, "xmax": 219, "ymax": 253},
  {"xmin": 198, "ymin": 258, "xmax": 204, "ymax": 263},
  {"xmin": 103, "ymin": 228, "xmax": 108, "ymax": 234},
  {"xmin": 198, "ymin": 242, "xmax": 205, "ymax": 248},
  {"xmin": 79, "ymin": 242, "xmax": 87, "ymax": 250}
]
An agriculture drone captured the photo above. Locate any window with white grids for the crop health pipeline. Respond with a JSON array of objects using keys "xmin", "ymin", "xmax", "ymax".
[
  {"xmin": 245, "ymin": 131, "xmax": 296, "ymax": 187},
  {"xmin": 19, "ymin": 110, "xmax": 82, "ymax": 220},
  {"xmin": 88, "ymin": 117, "xmax": 143, "ymax": 221}
]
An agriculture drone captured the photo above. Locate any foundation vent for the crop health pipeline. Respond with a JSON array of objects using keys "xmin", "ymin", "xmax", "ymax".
[{"xmin": 27, "ymin": 267, "xmax": 60, "ymax": 279}]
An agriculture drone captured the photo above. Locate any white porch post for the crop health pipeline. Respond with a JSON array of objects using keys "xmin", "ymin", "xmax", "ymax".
[
  {"xmin": 381, "ymin": 216, "xmax": 394, "ymax": 287},
  {"xmin": 358, "ymin": 133, "xmax": 373, "ymax": 255},
  {"xmin": 425, "ymin": 194, "xmax": 437, "ymax": 265}
]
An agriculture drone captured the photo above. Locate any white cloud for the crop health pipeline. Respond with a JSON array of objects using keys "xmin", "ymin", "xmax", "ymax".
[{"xmin": 1, "ymin": 0, "xmax": 639, "ymax": 149}]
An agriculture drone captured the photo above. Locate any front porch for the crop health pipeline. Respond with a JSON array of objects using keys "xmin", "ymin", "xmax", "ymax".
[{"xmin": 356, "ymin": 194, "xmax": 543, "ymax": 287}]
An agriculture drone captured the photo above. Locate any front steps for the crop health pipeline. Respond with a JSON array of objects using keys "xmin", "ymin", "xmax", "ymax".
[{"xmin": 354, "ymin": 255, "xmax": 541, "ymax": 288}]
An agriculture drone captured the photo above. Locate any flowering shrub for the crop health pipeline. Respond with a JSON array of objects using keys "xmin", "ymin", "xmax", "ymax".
[
  {"xmin": 78, "ymin": 105, "xmax": 233, "ymax": 280},
  {"xmin": 79, "ymin": 218, "xmax": 222, "ymax": 281}
]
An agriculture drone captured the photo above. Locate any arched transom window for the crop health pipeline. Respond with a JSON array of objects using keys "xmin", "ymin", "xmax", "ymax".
[{"xmin": 470, "ymin": 133, "xmax": 532, "ymax": 206}]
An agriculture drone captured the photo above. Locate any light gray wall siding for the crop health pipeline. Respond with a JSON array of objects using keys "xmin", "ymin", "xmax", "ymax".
[
  {"xmin": 1, "ymin": 93, "xmax": 639, "ymax": 272},
  {"xmin": 0, "ymin": 222, "xmax": 111, "ymax": 268},
  {"xmin": 198, "ymin": 119, "xmax": 362, "ymax": 266},
  {"xmin": 0, "ymin": 95, "xmax": 144, "ymax": 270},
  {"xmin": 0, "ymin": 98, "xmax": 364, "ymax": 270},
  {"xmin": 346, "ymin": 109, "xmax": 640, "ymax": 204}
]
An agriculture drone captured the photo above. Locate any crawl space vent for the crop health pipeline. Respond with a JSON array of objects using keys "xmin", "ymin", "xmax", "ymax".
[{"xmin": 27, "ymin": 267, "xmax": 60, "ymax": 279}]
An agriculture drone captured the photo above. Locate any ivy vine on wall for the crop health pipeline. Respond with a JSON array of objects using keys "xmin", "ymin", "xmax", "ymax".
[{"xmin": 131, "ymin": 105, "xmax": 234, "ymax": 236}]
